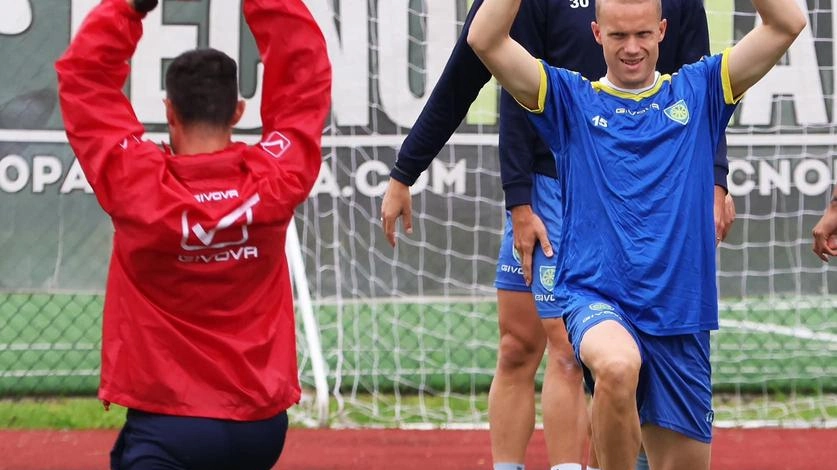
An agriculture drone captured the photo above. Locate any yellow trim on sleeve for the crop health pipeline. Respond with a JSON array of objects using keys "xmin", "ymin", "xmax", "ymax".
[
  {"xmin": 720, "ymin": 47, "xmax": 743, "ymax": 104},
  {"xmin": 515, "ymin": 60, "xmax": 547, "ymax": 114}
]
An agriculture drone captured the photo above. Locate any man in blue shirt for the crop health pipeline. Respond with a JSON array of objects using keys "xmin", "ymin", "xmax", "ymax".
[
  {"xmin": 466, "ymin": 0, "xmax": 805, "ymax": 469},
  {"xmin": 381, "ymin": 1, "xmax": 733, "ymax": 469}
]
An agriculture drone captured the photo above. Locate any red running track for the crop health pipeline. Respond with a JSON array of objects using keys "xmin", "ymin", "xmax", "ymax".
[{"xmin": 1, "ymin": 428, "xmax": 834, "ymax": 469}]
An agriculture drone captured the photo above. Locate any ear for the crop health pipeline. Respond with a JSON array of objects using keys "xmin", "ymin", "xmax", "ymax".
[
  {"xmin": 164, "ymin": 98, "xmax": 179, "ymax": 127},
  {"xmin": 229, "ymin": 100, "xmax": 246, "ymax": 127},
  {"xmin": 658, "ymin": 18, "xmax": 667, "ymax": 43},
  {"xmin": 591, "ymin": 21, "xmax": 603, "ymax": 45}
]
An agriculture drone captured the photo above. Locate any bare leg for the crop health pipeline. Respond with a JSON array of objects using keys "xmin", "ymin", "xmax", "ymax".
[
  {"xmin": 585, "ymin": 401, "xmax": 601, "ymax": 469},
  {"xmin": 541, "ymin": 318, "xmax": 589, "ymax": 466},
  {"xmin": 579, "ymin": 320, "xmax": 642, "ymax": 470},
  {"xmin": 642, "ymin": 424, "xmax": 710, "ymax": 470},
  {"xmin": 489, "ymin": 290, "xmax": 547, "ymax": 464}
]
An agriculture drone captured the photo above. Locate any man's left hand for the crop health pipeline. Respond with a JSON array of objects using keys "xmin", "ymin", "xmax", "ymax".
[
  {"xmin": 714, "ymin": 186, "xmax": 736, "ymax": 246},
  {"xmin": 510, "ymin": 205, "xmax": 552, "ymax": 286},
  {"xmin": 812, "ymin": 201, "xmax": 837, "ymax": 262}
]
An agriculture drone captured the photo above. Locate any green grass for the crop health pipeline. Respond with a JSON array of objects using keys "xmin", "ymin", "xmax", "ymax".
[
  {"xmin": 0, "ymin": 397, "xmax": 126, "ymax": 429},
  {"xmin": 1, "ymin": 293, "xmax": 836, "ymax": 427},
  {"xmin": 2, "ymin": 393, "xmax": 835, "ymax": 430},
  {"xmin": 2, "ymin": 294, "xmax": 836, "ymax": 394}
]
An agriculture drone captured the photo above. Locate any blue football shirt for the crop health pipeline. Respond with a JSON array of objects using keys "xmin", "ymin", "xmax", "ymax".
[{"xmin": 526, "ymin": 51, "xmax": 739, "ymax": 335}]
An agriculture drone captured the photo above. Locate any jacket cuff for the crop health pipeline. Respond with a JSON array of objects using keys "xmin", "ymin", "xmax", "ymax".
[
  {"xmin": 390, "ymin": 165, "xmax": 419, "ymax": 186},
  {"xmin": 504, "ymin": 183, "xmax": 533, "ymax": 210},
  {"xmin": 713, "ymin": 166, "xmax": 729, "ymax": 193}
]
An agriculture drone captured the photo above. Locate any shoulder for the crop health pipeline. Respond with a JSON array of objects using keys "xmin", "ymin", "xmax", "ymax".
[
  {"xmin": 544, "ymin": 63, "xmax": 587, "ymax": 84},
  {"xmin": 668, "ymin": 53, "xmax": 727, "ymax": 96},
  {"xmin": 676, "ymin": 53, "xmax": 723, "ymax": 77}
]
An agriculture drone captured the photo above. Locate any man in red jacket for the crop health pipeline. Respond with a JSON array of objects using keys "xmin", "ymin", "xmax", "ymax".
[{"xmin": 55, "ymin": 0, "xmax": 331, "ymax": 468}]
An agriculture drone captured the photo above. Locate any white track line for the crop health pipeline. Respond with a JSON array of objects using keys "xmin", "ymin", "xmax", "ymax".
[{"xmin": 719, "ymin": 319, "xmax": 837, "ymax": 344}]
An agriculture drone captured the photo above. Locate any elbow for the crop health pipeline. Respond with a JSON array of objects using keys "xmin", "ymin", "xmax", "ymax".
[
  {"xmin": 466, "ymin": 27, "xmax": 493, "ymax": 60},
  {"xmin": 785, "ymin": 10, "xmax": 808, "ymax": 40},
  {"xmin": 466, "ymin": 28, "xmax": 484, "ymax": 56},
  {"xmin": 54, "ymin": 56, "xmax": 68, "ymax": 77},
  {"xmin": 54, "ymin": 53, "xmax": 77, "ymax": 86},
  {"xmin": 54, "ymin": 63, "xmax": 68, "ymax": 90}
]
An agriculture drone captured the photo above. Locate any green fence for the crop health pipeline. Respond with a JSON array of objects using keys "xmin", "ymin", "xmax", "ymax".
[{"xmin": 3, "ymin": 293, "xmax": 834, "ymax": 397}]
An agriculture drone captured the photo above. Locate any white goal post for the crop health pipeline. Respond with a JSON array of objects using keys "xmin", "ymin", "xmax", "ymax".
[{"xmin": 286, "ymin": 218, "xmax": 330, "ymax": 427}]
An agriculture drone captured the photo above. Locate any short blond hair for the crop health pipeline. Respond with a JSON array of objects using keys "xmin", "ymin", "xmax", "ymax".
[{"xmin": 595, "ymin": 0, "xmax": 662, "ymax": 21}]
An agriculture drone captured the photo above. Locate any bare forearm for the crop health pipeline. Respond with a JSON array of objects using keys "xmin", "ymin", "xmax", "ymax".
[
  {"xmin": 727, "ymin": 1, "xmax": 805, "ymax": 98},
  {"xmin": 752, "ymin": 0, "xmax": 807, "ymax": 36},
  {"xmin": 468, "ymin": 0, "xmax": 519, "ymax": 52}
]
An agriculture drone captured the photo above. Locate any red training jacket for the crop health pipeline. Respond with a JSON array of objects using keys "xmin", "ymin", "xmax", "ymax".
[{"xmin": 55, "ymin": 0, "xmax": 331, "ymax": 421}]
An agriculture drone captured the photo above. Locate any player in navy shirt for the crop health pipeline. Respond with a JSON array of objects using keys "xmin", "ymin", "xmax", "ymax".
[
  {"xmin": 380, "ymin": 1, "xmax": 734, "ymax": 469},
  {"xmin": 467, "ymin": 0, "xmax": 805, "ymax": 469}
]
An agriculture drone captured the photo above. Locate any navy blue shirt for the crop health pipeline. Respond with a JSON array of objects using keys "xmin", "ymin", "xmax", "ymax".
[{"xmin": 391, "ymin": 0, "xmax": 729, "ymax": 208}]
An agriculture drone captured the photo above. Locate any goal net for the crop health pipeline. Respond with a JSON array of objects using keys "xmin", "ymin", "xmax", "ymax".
[
  {"xmin": 0, "ymin": 0, "xmax": 834, "ymax": 430},
  {"xmin": 291, "ymin": 0, "xmax": 837, "ymax": 428}
]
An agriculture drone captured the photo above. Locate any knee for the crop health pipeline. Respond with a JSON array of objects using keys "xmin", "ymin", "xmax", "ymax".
[
  {"xmin": 496, "ymin": 331, "xmax": 545, "ymax": 373},
  {"xmin": 589, "ymin": 355, "xmax": 640, "ymax": 400},
  {"xmin": 545, "ymin": 342, "xmax": 582, "ymax": 380}
]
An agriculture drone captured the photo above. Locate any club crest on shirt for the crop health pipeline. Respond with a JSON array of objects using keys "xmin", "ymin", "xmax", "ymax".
[
  {"xmin": 539, "ymin": 266, "xmax": 556, "ymax": 290},
  {"xmin": 588, "ymin": 302, "xmax": 615, "ymax": 312},
  {"xmin": 512, "ymin": 247, "xmax": 521, "ymax": 265},
  {"xmin": 664, "ymin": 99, "xmax": 690, "ymax": 125}
]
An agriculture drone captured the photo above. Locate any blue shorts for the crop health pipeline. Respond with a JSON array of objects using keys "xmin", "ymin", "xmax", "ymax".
[
  {"xmin": 111, "ymin": 409, "xmax": 289, "ymax": 470},
  {"xmin": 564, "ymin": 299, "xmax": 714, "ymax": 443},
  {"xmin": 495, "ymin": 173, "xmax": 563, "ymax": 294},
  {"xmin": 522, "ymin": 174, "xmax": 563, "ymax": 317}
]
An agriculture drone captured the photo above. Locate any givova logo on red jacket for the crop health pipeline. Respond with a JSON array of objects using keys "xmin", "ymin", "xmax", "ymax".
[
  {"xmin": 260, "ymin": 131, "xmax": 291, "ymax": 158},
  {"xmin": 180, "ymin": 194, "xmax": 261, "ymax": 251}
]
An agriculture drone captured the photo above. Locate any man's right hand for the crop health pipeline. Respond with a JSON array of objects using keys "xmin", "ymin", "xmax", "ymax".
[
  {"xmin": 510, "ymin": 204, "xmax": 553, "ymax": 286},
  {"xmin": 381, "ymin": 178, "xmax": 413, "ymax": 247}
]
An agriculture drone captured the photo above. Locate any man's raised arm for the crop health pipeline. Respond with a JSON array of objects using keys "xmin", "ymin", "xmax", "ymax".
[
  {"xmin": 55, "ymin": 0, "xmax": 147, "ymax": 196},
  {"xmin": 390, "ymin": 0, "xmax": 494, "ymax": 187},
  {"xmin": 381, "ymin": 0, "xmax": 545, "ymax": 246},
  {"xmin": 245, "ymin": 0, "xmax": 331, "ymax": 146},
  {"xmin": 467, "ymin": 0, "xmax": 541, "ymax": 111},
  {"xmin": 244, "ymin": 0, "xmax": 331, "ymax": 209},
  {"xmin": 726, "ymin": 0, "xmax": 806, "ymax": 99}
]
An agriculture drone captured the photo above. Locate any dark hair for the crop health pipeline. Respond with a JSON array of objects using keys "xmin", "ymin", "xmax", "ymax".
[{"xmin": 165, "ymin": 48, "xmax": 239, "ymax": 127}]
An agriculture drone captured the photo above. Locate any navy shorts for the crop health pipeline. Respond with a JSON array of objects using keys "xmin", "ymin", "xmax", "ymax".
[
  {"xmin": 564, "ymin": 299, "xmax": 714, "ymax": 443},
  {"xmin": 495, "ymin": 173, "xmax": 563, "ymax": 294},
  {"xmin": 111, "ymin": 409, "xmax": 289, "ymax": 470}
]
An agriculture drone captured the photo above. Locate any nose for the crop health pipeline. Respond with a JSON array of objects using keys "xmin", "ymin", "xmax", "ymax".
[{"xmin": 624, "ymin": 36, "xmax": 641, "ymax": 55}]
